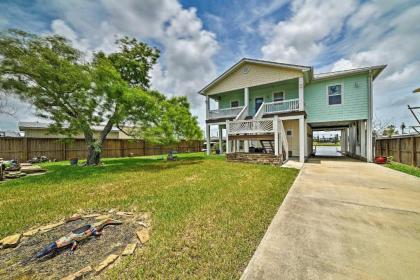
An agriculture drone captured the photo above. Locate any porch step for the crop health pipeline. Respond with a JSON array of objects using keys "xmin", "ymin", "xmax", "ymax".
[{"xmin": 260, "ymin": 140, "xmax": 274, "ymax": 153}]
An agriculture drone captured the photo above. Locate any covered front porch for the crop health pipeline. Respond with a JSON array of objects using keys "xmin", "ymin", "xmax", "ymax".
[
  {"xmin": 205, "ymin": 77, "xmax": 305, "ymax": 122},
  {"xmin": 210, "ymin": 116, "xmax": 290, "ymax": 165}
]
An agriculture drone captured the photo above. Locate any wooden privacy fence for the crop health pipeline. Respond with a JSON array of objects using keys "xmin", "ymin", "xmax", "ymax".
[
  {"xmin": 0, "ymin": 137, "xmax": 203, "ymax": 162},
  {"xmin": 375, "ymin": 135, "xmax": 420, "ymax": 167}
]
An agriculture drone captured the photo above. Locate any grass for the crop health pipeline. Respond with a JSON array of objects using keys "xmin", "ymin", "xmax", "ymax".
[
  {"xmin": 385, "ymin": 161, "xmax": 420, "ymax": 177},
  {"xmin": 313, "ymin": 142, "xmax": 340, "ymax": 146},
  {"xmin": 0, "ymin": 153, "xmax": 298, "ymax": 279}
]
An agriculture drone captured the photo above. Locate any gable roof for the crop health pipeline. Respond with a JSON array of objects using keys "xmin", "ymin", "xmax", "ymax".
[
  {"xmin": 199, "ymin": 58, "xmax": 312, "ymax": 95},
  {"xmin": 313, "ymin": 65, "xmax": 387, "ymax": 81},
  {"xmin": 199, "ymin": 58, "xmax": 387, "ymax": 95}
]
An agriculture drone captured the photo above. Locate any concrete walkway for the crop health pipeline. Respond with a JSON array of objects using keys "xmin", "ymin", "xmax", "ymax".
[{"xmin": 242, "ymin": 157, "xmax": 420, "ymax": 280}]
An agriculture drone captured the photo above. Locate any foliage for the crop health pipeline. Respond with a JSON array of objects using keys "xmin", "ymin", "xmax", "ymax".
[
  {"xmin": 0, "ymin": 153, "xmax": 298, "ymax": 278},
  {"xmin": 0, "ymin": 30, "xmax": 201, "ymax": 164},
  {"xmin": 382, "ymin": 124, "xmax": 399, "ymax": 137},
  {"xmin": 385, "ymin": 161, "xmax": 420, "ymax": 177}
]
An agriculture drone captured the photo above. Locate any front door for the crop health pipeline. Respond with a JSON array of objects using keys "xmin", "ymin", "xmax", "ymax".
[{"xmin": 255, "ymin": 97, "xmax": 264, "ymax": 113}]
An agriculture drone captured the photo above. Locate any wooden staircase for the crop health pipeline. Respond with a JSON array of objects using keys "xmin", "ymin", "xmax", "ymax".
[{"xmin": 260, "ymin": 140, "xmax": 274, "ymax": 153}]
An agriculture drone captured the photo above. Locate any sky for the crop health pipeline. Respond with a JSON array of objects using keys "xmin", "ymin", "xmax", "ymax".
[{"xmin": 0, "ymin": 0, "xmax": 419, "ymax": 136}]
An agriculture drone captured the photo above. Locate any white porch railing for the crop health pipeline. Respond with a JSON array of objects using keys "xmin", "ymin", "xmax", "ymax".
[
  {"xmin": 227, "ymin": 119, "xmax": 274, "ymax": 135},
  {"xmin": 234, "ymin": 106, "xmax": 248, "ymax": 120},
  {"xmin": 208, "ymin": 106, "xmax": 244, "ymax": 119},
  {"xmin": 263, "ymin": 98, "xmax": 300, "ymax": 114}
]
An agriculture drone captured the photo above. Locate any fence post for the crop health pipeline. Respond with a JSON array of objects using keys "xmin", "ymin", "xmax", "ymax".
[
  {"xmin": 121, "ymin": 140, "xmax": 125, "ymax": 157},
  {"xmin": 396, "ymin": 138, "xmax": 401, "ymax": 162},
  {"xmin": 412, "ymin": 137, "xmax": 416, "ymax": 166},
  {"xmin": 22, "ymin": 137, "xmax": 28, "ymax": 162},
  {"xmin": 63, "ymin": 142, "xmax": 67, "ymax": 161}
]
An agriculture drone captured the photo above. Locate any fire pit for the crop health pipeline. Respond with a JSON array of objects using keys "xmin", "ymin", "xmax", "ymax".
[{"xmin": 0, "ymin": 210, "xmax": 151, "ymax": 279}]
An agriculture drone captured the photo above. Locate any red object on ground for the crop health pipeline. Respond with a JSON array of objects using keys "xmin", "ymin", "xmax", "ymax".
[{"xmin": 374, "ymin": 156, "xmax": 387, "ymax": 164}]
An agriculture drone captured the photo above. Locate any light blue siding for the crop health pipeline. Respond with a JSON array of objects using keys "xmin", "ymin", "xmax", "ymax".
[{"xmin": 304, "ymin": 74, "xmax": 369, "ymax": 123}]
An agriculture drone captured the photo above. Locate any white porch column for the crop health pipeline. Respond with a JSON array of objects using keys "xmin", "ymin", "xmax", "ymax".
[
  {"xmin": 244, "ymin": 141, "xmax": 249, "ymax": 153},
  {"xmin": 274, "ymin": 115, "xmax": 279, "ymax": 156},
  {"xmin": 226, "ymin": 121, "xmax": 230, "ymax": 154},
  {"xmin": 366, "ymin": 72, "xmax": 374, "ymax": 162},
  {"xmin": 304, "ymin": 118, "xmax": 308, "ymax": 157},
  {"xmin": 299, "ymin": 116, "xmax": 305, "ymax": 162},
  {"xmin": 244, "ymin": 87, "xmax": 249, "ymax": 112},
  {"xmin": 361, "ymin": 120, "xmax": 366, "ymax": 158},
  {"xmin": 298, "ymin": 77, "xmax": 304, "ymax": 111},
  {"xmin": 341, "ymin": 129, "xmax": 346, "ymax": 154},
  {"xmin": 205, "ymin": 96, "xmax": 210, "ymax": 120},
  {"xmin": 236, "ymin": 140, "xmax": 241, "ymax": 152},
  {"xmin": 206, "ymin": 124, "xmax": 211, "ymax": 156},
  {"xmin": 218, "ymin": 125, "xmax": 223, "ymax": 154}
]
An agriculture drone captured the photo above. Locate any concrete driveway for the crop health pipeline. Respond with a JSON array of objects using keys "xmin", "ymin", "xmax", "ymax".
[{"xmin": 242, "ymin": 157, "xmax": 420, "ymax": 280}]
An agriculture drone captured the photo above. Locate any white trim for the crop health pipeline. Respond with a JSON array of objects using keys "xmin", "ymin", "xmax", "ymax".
[
  {"xmin": 272, "ymin": 90, "xmax": 285, "ymax": 102},
  {"xmin": 299, "ymin": 116, "xmax": 305, "ymax": 162},
  {"xmin": 366, "ymin": 71, "xmax": 373, "ymax": 162},
  {"xmin": 314, "ymin": 65, "xmax": 386, "ymax": 81},
  {"xmin": 199, "ymin": 58, "xmax": 311, "ymax": 95},
  {"xmin": 326, "ymin": 83, "xmax": 344, "ymax": 106},
  {"xmin": 206, "ymin": 124, "xmax": 211, "ymax": 156},
  {"xmin": 298, "ymin": 77, "xmax": 304, "ymax": 111}
]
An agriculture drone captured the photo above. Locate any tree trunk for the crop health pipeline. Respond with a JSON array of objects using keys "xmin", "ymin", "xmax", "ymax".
[{"xmin": 86, "ymin": 144, "xmax": 101, "ymax": 166}]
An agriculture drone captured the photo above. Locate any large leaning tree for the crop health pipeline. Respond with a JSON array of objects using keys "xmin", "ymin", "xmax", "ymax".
[{"xmin": 0, "ymin": 30, "xmax": 202, "ymax": 165}]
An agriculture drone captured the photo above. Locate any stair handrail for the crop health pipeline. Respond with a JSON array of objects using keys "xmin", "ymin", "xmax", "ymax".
[
  {"xmin": 254, "ymin": 103, "xmax": 265, "ymax": 119},
  {"xmin": 279, "ymin": 120, "xmax": 289, "ymax": 160},
  {"xmin": 234, "ymin": 105, "xmax": 248, "ymax": 120}
]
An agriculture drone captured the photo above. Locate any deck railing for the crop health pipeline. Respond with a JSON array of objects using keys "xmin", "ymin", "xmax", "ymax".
[
  {"xmin": 227, "ymin": 119, "xmax": 274, "ymax": 135},
  {"xmin": 208, "ymin": 106, "xmax": 244, "ymax": 119},
  {"xmin": 263, "ymin": 98, "xmax": 300, "ymax": 114}
]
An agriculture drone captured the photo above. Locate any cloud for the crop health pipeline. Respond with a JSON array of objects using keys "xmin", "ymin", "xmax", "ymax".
[
  {"xmin": 0, "ymin": 0, "xmax": 220, "ymax": 129},
  {"xmin": 328, "ymin": 1, "xmax": 420, "ymax": 126},
  {"xmin": 48, "ymin": 0, "xmax": 219, "ymax": 126},
  {"xmin": 261, "ymin": 0, "xmax": 357, "ymax": 64},
  {"xmin": 259, "ymin": 0, "xmax": 420, "ymax": 127}
]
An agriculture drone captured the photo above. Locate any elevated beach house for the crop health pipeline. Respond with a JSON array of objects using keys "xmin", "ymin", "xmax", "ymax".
[{"xmin": 200, "ymin": 58, "xmax": 386, "ymax": 164}]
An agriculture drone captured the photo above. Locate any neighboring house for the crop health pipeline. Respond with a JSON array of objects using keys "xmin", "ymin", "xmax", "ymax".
[
  {"xmin": 199, "ymin": 58, "xmax": 386, "ymax": 163},
  {"xmin": 0, "ymin": 131, "xmax": 23, "ymax": 137},
  {"xmin": 18, "ymin": 122, "xmax": 132, "ymax": 139}
]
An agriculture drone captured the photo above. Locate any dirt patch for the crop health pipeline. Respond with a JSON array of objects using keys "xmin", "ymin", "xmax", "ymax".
[{"xmin": 0, "ymin": 211, "xmax": 150, "ymax": 279}]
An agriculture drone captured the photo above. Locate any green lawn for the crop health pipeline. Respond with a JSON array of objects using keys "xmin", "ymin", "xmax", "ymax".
[
  {"xmin": 385, "ymin": 161, "xmax": 420, "ymax": 177},
  {"xmin": 313, "ymin": 142, "xmax": 340, "ymax": 146},
  {"xmin": 0, "ymin": 153, "xmax": 298, "ymax": 279}
]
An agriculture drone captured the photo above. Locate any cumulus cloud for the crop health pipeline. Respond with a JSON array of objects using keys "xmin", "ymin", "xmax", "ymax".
[
  {"xmin": 50, "ymin": 0, "xmax": 218, "ymax": 126},
  {"xmin": 261, "ymin": 0, "xmax": 357, "ymax": 64},
  {"xmin": 260, "ymin": 0, "xmax": 420, "ymax": 128},
  {"xmin": 328, "ymin": 1, "xmax": 420, "ymax": 126}
]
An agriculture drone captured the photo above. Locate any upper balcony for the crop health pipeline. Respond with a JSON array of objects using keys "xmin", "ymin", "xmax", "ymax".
[{"xmin": 206, "ymin": 77, "xmax": 304, "ymax": 122}]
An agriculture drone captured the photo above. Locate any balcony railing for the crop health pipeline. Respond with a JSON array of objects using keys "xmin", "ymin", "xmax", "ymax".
[
  {"xmin": 227, "ymin": 119, "xmax": 274, "ymax": 135},
  {"xmin": 208, "ymin": 106, "xmax": 244, "ymax": 119},
  {"xmin": 263, "ymin": 98, "xmax": 300, "ymax": 114}
]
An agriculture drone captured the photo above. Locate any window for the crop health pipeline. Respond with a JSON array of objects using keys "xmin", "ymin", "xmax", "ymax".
[
  {"xmin": 287, "ymin": 130, "xmax": 292, "ymax": 136},
  {"xmin": 327, "ymin": 84, "xmax": 342, "ymax": 105},
  {"xmin": 273, "ymin": 91, "xmax": 285, "ymax": 102},
  {"xmin": 230, "ymin": 100, "xmax": 239, "ymax": 108}
]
